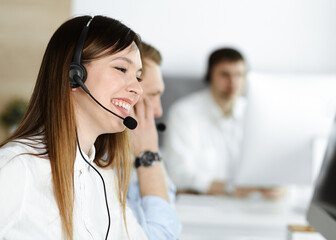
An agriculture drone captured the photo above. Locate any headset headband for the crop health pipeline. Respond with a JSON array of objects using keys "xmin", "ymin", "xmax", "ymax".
[{"xmin": 72, "ymin": 17, "xmax": 93, "ymax": 65}]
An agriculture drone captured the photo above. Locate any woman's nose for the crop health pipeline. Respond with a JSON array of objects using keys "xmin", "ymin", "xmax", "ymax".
[{"xmin": 128, "ymin": 78, "xmax": 143, "ymax": 96}]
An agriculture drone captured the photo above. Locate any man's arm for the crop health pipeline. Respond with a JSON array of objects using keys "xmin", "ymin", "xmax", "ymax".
[
  {"xmin": 131, "ymin": 97, "xmax": 169, "ymax": 201},
  {"xmin": 129, "ymin": 97, "xmax": 181, "ymax": 239}
]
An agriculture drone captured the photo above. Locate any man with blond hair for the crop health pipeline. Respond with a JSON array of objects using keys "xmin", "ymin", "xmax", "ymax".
[{"xmin": 127, "ymin": 42, "xmax": 181, "ymax": 240}]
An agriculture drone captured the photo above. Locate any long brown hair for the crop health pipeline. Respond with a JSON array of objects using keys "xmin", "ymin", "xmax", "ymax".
[{"xmin": 0, "ymin": 15, "xmax": 141, "ymax": 239}]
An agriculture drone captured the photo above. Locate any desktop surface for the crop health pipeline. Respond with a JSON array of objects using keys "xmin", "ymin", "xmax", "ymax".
[{"xmin": 176, "ymin": 192, "xmax": 325, "ymax": 240}]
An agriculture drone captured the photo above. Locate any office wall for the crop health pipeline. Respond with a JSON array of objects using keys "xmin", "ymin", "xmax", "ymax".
[
  {"xmin": 0, "ymin": 0, "xmax": 71, "ymax": 141},
  {"xmin": 1, "ymin": 0, "xmax": 335, "ymax": 140},
  {"xmin": 72, "ymin": 0, "xmax": 336, "ymax": 77}
]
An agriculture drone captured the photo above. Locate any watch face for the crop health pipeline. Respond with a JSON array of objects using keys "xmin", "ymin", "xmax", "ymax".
[
  {"xmin": 142, "ymin": 151, "xmax": 156, "ymax": 166},
  {"xmin": 135, "ymin": 151, "xmax": 161, "ymax": 168}
]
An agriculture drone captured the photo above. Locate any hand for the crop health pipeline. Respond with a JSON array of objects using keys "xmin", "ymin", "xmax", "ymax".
[
  {"xmin": 205, "ymin": 180, "xmax": 286, "ymax": 200},
  {"xmin": 206, "ymin": 181, "xmax": 226, "ymax": 195},
  {"xmin": 233, "ymin": 187, "xmax": 260, "ymax": 198},
  {"xmin": 131, "ymin": 97, "xmax": 169, "ymax": 201},
  {"xmin": 206, "ymin": 182, "xmax": 260, "ymax": 197},
  {"xmin": 234, "ymin": 186, "xmax": 286, "ymax": 200},
  {"xmin": 130, "ymin": 97, "xmax": 159, "ymax": 157},
  {"xmin": 258, "ymin": 187, "xmax": 287, "ymax": 200}
]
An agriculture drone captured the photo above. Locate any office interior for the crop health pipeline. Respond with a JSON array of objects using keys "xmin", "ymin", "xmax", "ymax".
[{"xmin": 1, "ymin": 0, "xmax": 336, "ymax": 239}]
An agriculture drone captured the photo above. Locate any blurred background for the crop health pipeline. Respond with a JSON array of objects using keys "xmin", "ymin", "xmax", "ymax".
[
  {"xmin": 1, "ymin": 0, "xmax": 336, "ymax": 140},
  {"xmin": 1, "ymin": 1, "xmax": 336, "ymax": 239}
]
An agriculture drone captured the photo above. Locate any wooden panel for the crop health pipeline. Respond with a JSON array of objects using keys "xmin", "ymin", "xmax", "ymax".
[{"xmin": 0, "ymin": 0, "xmax": 71, "ymax": 140}]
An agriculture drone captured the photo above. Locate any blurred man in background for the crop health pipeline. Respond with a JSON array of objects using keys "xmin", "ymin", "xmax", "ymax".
[{"xmin": 164, "ymin": 48, "xmax": 283, "ymax": 198}]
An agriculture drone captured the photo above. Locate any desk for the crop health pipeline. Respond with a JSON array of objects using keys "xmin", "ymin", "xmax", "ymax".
[{"xmin": 175, "ymin": 193, "xmax": 323, "ymax": 240}]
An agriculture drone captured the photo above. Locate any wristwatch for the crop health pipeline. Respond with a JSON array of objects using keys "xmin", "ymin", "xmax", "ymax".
[{"xmin": 135, "ymin": 151, "xmax": 161, "ymax": 168}]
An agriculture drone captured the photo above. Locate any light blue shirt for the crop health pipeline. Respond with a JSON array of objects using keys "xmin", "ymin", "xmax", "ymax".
[{"xmin": 127, "ymin": 175, "xmax": 182, "ymax": 240}]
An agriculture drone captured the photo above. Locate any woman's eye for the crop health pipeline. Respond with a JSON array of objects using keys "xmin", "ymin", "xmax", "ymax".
[
  {"xmin": 137, "ymin": 77, "xmax": 143, "ymax": 82},
  {"xmin": 115, "ymin": 67, "xmax": 127, "ymax": 73}
]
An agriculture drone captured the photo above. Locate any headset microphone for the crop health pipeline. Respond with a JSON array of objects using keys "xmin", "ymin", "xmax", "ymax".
[
  {"xmin": 123, "ymin": 116, "xmax": 138, "ymax": 130},
  {"xmin": 72, "ymin": 75, "xmax": 137, "ymax": 130}
]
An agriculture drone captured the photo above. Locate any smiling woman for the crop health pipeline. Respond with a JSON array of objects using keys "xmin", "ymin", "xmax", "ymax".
[
  {"xmin": 0, "ymin": 15, "xmax": 148, "ymax": 240},
  {"xmin": 73, "ymin": 42, "xmax": 143, "ymax": 142}
]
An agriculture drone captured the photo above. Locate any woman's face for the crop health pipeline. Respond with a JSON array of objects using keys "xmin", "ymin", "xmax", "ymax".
[{"xmin": 72, "ymin": 42, "xmax": 143, "ymax": 135}]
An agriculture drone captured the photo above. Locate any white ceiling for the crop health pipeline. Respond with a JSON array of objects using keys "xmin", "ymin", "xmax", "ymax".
[{"xmin": 72, "ymin": 0, "xmax": 336, "ymax": 78}]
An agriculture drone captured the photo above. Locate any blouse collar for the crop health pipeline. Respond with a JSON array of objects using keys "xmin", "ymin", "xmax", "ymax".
[{"xmin": 74, "ymin": 144, "xmax": 96, "ymax": 172}]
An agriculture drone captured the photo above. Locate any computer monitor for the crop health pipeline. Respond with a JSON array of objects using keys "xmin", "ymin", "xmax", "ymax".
[
  {"xmin": 307, "ymin": 116, "xmax": 336, "ymax": 240},
  {"xmin": 233, "ymin": 73, "xmax": 336, "ymax": 187}
]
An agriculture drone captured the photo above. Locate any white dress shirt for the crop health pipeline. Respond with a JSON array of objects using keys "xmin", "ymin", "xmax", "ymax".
[
  {"xmin": 0, "ymin": 138, "xmax": 147, "ymax": 240},
  {"xmin": 163, "ymin": 88, "xmax": 246, "ymax": 193}
]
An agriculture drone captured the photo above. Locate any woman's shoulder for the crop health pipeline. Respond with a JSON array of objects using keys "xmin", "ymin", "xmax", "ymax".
[
  {"xmin": 0, "ymin": 141, "xmax": 32, "ymax": 236},
  {"xmin": 0, "ymin": 141, "xmax": 26, "ymax": 168},
  {"xmin": 0, "ymin": 141, "xmax": 31, "ymax": 179},
  {"xmin": 0, "ymin": 138, "xmax": 46, "ymax": 170}
]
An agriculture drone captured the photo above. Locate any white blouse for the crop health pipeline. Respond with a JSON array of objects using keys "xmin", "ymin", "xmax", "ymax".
[{"xmin": 0, "ymin": 138, "xmax": 148, "ymax": 240}]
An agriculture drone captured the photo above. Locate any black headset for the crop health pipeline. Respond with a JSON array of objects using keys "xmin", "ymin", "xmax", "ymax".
[
  {"xmin": 69, "ymin": 18, "xmax": 165, "ymax": 132},
  {"xmin": 70, "ymin": 17, "xmax": 111, "ymax": 240},
  {"xmin": 69, "ymin": 17, "xmax": 93, "ymax": 93},
  {"xmin": 68, "ymin": 17, "xmax": 137, "ymax": 130}
]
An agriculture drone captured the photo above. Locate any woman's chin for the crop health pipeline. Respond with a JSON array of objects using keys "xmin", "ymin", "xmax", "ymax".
[{"xmin": 109, "ymin": 121, "xmax": 126, "ymax": 133}]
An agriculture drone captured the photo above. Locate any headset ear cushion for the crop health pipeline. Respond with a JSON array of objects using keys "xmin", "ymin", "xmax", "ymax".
[{"xmin": 69, "ymin": 63, "xmax": 87, "ymax": 88}]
